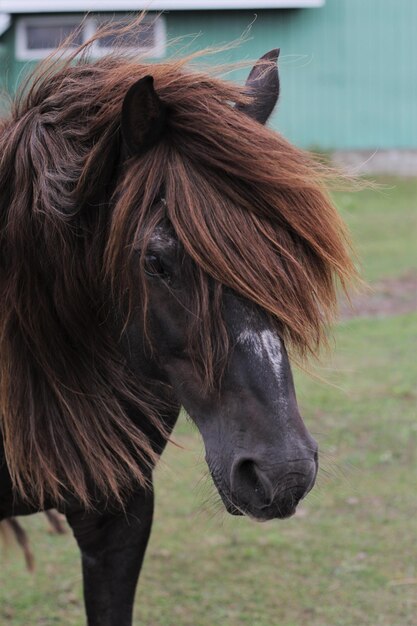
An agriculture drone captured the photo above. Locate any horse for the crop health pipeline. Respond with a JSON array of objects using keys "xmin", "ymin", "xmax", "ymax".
[
  {"xmin": 0, "ymin": 510, "xmax": 66, "ymax": 571},
  {"xmin": 0, "ymin": 25, "xmax": 355, "ymax": 626}
]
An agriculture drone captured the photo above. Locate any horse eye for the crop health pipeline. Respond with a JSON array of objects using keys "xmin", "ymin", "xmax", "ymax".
[{"xmin": 143, "ymin": 254, "xmax": 169, "ymax": 280}]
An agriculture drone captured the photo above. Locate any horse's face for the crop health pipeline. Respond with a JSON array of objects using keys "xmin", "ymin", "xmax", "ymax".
[
  {"xmin": 122, "ymin": 50, "xmax": 317, "ymax": 520},
  {"xmin": 137, "ymin": 222, "xmax": 318, "ymax": 521}
]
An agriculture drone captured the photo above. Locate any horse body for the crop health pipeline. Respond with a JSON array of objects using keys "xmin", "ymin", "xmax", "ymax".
[{"xmin": 0, "ymin": 26, "xmax": 354, "ymax": 625}]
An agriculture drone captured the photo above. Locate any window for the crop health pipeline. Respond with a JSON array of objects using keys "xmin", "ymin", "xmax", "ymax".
[
  {"xmin": 25, "ymin": 22, "xmax": 83, "ymax": 51},
  {"xmin": 16, "ymin": 16, "xmax": 84, "ymax": 60},
  {"xmin": 92, "ymin": 17, "xmax": 166, "ymax": 58},
  {"xmin": 15, "ymin": 15, "xmax": 166, "ymax": 61}
]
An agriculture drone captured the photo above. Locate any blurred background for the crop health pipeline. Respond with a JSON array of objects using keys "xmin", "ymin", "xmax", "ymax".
[{"xmin": 0, "ymin": 1, "xmax": 416, "ymax": 625}]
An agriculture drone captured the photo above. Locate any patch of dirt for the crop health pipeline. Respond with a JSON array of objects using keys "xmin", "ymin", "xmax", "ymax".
[{"xmin": 340, "ymin": 271, "xmax": 417, "ymax": 319}]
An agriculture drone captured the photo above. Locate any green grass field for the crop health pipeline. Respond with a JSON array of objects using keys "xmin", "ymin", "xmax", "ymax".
[{"xmin": 1, "ymin": 177, "xmax": 416, "ymax": 626}]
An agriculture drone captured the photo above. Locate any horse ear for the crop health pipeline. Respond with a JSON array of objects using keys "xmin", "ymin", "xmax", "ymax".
[
  {"xmin": 236, "ymin": 49, "xmax": 280, "ymax": 125},
  {"xmin": 121, "ymin": 75, "xmax": 167, "ymax": 156}
]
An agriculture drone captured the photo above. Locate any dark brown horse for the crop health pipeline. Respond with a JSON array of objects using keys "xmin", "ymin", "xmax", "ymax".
[{"xmin": 0, "ymin": 24, "xmax": 355, "ymax": 626}]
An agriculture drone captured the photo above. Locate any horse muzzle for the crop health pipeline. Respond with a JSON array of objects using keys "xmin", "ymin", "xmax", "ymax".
[{"xmin": 216, "ymin": 451, "xmax": 318, "ymax": 521}]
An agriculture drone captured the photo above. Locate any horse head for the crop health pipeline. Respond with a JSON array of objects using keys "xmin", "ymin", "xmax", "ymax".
[
  {"xmin": 119, "ymin": 52, "xmax": 317, "ymax": 520},
  {"xmin": 1, "ymin": 43, "xmax": 353, "ymax": 515}
]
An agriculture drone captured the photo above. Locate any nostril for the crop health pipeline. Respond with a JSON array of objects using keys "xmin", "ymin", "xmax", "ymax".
[
  {"xmin": 237, "ymin": 460, "xmax": 261, "ymax": 492},
  {"xmin": 231, "ymin": 459, "xmax": 273, "ymax": 507}
]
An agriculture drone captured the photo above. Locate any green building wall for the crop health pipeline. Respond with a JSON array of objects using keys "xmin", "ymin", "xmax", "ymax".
[{"xmin": 0, "ymin": 0, "xmax": 415, "ymax": 150}]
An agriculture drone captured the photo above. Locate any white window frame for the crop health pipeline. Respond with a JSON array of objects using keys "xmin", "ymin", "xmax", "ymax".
[
  {"xmin": 15, "ymin": 15, "xmax": 166, "ymax": 62},
  {"xmin": 16, "ymin": 15, "xmax": 86, "ymax": 61}
]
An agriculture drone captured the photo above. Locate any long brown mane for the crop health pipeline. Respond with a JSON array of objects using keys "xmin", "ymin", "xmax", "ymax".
[{"xmin": 0, "ymin": 24, "xmax": 356, "ymax": 507}]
